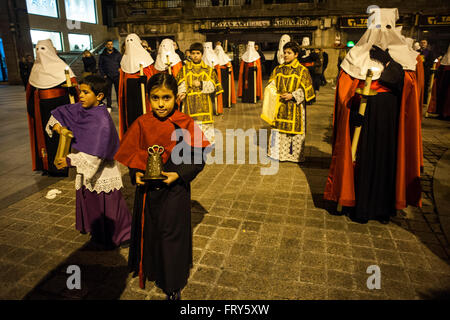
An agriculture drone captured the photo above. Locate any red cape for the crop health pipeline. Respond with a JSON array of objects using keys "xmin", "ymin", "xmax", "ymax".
[
  {"xmin": 324, "ymin": 70, "xmax": 422, "ymax": 210},
  {"xmin": 118, "ymin": 65, "xmax": 157, "ymax": 139},
  {"xmin": 214, "ymin": 64, "xmax": 224, "ymax": 114},
  {"xmin": 114, "ymin": 110, "xmax": 211, "ymax": 171},
  {"xmin": 26, "ymin": 78, "xmax": 79, "ymax": 171},
  {"xmin": 237, "ymin": 59, "xmax": 262, "ymax": 99}
]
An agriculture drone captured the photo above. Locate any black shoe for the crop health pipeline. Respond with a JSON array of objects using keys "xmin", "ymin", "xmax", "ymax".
[
  {"xmin": 166, "ymin": 290, "xmax": 181, "ymax": 300},
  {"xmin": 379, "ymin": 219, "xmax": 390, "ymax": 225},
  {"xmin": 119, "ymin": 240, "xmax": 130, "ymax": 248}
]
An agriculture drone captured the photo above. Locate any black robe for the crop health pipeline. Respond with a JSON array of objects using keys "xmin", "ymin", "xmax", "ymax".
[
  {"xmin": 114, "ymin": 110, "xmax": 208, "ymax": 294},
  {"xmin": 350, "ymin": 61, "xmax": 405, "ymax": 222},
  {"xmin": 128, "ymin": 145, "xmax": 204, "ymax": 294}
]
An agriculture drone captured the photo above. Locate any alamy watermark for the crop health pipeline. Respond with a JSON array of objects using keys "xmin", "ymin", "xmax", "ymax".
[
  {"xmin": 170, "ymin": 126, "xmax": 279, "ymax": 175},
  {"xmin": 366, "ymin": 265, "xmax": 381, "ymax": 290}
]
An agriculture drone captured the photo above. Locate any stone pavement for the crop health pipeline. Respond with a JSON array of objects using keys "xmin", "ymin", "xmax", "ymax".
[{"xmin": 0, "ymin": 83, "xmax": 449, "ymax": 300}]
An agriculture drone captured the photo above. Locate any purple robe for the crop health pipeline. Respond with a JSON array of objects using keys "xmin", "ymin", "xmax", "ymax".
[
  {"xmin": 51, "ymin": 102, "xmax": 119, "ymax": 160},
  {"xmin": 55, "ymin": 103, "xmax": 131, "ymax": 247}
]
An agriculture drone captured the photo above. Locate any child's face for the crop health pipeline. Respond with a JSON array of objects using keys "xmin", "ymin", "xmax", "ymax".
[
  {"xmin": 283, "ymin": 48, "xmax": 298, "ymax": 64},
  {"xmin": 191, "ymin": 50, "xmax": 202, "ymax": 64},
  {"xmin": 150, "ymin": 86, "xmax": 175, "ymax": 119},
  {"xmin": 79, "ymin": 84, "xmax": 103, "ymax": 108}
]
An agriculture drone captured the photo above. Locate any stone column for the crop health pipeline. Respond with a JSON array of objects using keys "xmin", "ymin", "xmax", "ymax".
[{"xmin": 0, "ymin": 0, "xmax": 33, "ymax": 84}]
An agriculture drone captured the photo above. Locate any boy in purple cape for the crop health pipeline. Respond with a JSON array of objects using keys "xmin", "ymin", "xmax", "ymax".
[{"xmin": 45, "ymin": 75, "xmax": 131, "ymax": 249}]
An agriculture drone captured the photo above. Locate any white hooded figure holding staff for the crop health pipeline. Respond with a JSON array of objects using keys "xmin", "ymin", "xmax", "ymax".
[
  {"xmin": 26, "ymin": 39, "xmax": 78, "ymax": 176},
  {"xmin": 324, "ymin": 8, "xmax": 423, "ymax": 224},
  {"xmin": 154, "ymin": 38, "xmax": 183, "ymax": 77},
  {"xmin": 214, "ymin": 43, "xmax": 237, "ymax": 109},
  {"xmin": 237, "ymin": 41, "xmax": 263, "ymax": 103},
  {"xmin": 118, "ymin": 33, "xmax": 156, "ymax": 139}
]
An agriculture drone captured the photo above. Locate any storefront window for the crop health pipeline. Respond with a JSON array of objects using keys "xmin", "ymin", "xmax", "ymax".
[
  {"xmin": 68, "ymin": 33, "xmax": 92, "ymax": 52},
  {"xmin": 26, "ymin": 0, "xmax": 59, "ymax": 18},
  {"xmin": 30, "ymin": 29, "xmax": 63, "ymax": 51},
  {"xmin": 65, "ymin": 0, "xmax": 97, "ymax": 24}
]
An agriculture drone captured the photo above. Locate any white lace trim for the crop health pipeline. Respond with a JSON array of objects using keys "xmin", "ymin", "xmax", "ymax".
[
  {"xmin": 45, "ymin": 115, "xmax": 60, "ymax": 138},
  {"xmin": 292, "ymin": 88, "xmax": 305, "ymax": 105},
  {"xmin": 68, "ymin": 152, "xmax": 124, "ymax": 193},
  {"xmin": 202, "ymin": 81, "xmax": 215, "ymax": 94}
]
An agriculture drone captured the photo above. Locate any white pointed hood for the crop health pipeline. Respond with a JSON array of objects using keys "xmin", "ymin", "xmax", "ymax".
[
  {"xmin": 277, "ymin": 34, "xmax": 291, "ymax": 65},
  {"xmin": 202, "ymin": 42, "xmax": 220, "ymax": 67},
  {"xmin": 120, "ymin": 33, "xmax": 154, "ymax": 74},
  {"xmin": 29, "ymin": 39, "xmax": 75, "ymax": 89},
  {"xmin": 441, "ymin": 44, "xmax": 450, "ymax": 66},
  {"xmin": 340, "ymin": 8, "xmax": 419, "ymax": 80},
  {"xmin": 154, "ymin": 38, "xmax": 181, "ymax": 72},
  {"xmin": 241, "ymin": 41, "xmax": 260, "ymax": 63},
  {"xmin": 214, "ymin": 45, "xmax": 231, "ymax": 66}
]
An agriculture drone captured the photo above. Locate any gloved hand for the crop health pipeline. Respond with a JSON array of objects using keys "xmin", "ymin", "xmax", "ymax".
[
  {"xmin": 68, "ymin": 86, "xmax": 78, "ymax": 97},
  {"xmin": 137, "ymin": 75, "xmax": 147, "ymax": 85},
  {"xmin": 350, "ymin": 111, "xmax": 364, "ymax": 127},
  {"xmin": 369, "ymin": 45, "xmax": 392, "ymax": 66}
]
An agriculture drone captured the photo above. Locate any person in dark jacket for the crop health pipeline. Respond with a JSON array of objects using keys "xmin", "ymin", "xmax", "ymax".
[
  {"xmin": 82, "ymin": 50, "xmax": 97, "ymax": 77},
  {"xmin": 255, "ymin": 43, "xmax": 266, "ymax": 77},
  {"xmin": 19, "ymin": 55, "xmax": 34, "ymax": 90},
  {"xmin": 320, "ymin": 48, "xmax": 328, "ymax": 86},
  {"xmin": 98, "ymin": 40, "xmax": 122, "ymax": 108}
]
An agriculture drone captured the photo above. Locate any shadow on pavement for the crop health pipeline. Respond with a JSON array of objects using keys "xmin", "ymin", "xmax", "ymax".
[{"xmin": 23, "ymin": 241, "xmax": 129, "ymax": 300}]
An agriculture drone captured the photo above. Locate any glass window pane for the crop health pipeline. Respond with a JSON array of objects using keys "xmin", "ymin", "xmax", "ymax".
[
  {"xmin": 30, "ymin": 29, "xmax": 63, "ymax": 51},
  {"xmin": 68, "ymin": 33, "xmax": 92, "ymax": 52},
  {"xmin": 26, "ymin": 0, "xmax": 58, "ymax": 18},
  {"xmin": 65, "ymin": 0, "xmax": 97, "ymax": 24}
]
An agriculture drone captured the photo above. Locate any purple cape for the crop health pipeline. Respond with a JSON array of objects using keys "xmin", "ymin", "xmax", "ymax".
[{"xmin": 51, "ymin": 102, "xmax": 119, "ymax": 160}]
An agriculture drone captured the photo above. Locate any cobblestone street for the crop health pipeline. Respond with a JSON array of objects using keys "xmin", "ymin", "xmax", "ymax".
[{"xmin": 0, "ymin": 82, "xmax": 449, "ymax": 300}]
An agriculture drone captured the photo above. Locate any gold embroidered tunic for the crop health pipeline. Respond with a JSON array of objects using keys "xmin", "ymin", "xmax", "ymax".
[
  {"xmin": 176, "ymin": 61, "xmax": 223, "ymax": 124},
  {"xmin": 262, "ymin": 59, "xmax": 315, "ymax": 162},
  {"xmin": 262, "ymin": 59, "xmax": 314, "ymax": 133}
]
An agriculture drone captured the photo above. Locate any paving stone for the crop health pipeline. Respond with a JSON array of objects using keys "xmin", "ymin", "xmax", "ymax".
[{"xmin": 1, "ymin": 84, "xmax": 448, "ymax": 300}]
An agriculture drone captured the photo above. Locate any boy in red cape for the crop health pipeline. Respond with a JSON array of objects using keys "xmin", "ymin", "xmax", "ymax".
[{"xmin": 115, "ymin": 73, "xmax": 210, "ymax": 300}]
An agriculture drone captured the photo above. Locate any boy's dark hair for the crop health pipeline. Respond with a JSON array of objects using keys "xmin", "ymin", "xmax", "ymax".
[
  {"xmin": 79, "ymin": 75, "xmax": 108, "ymax": 98},
  {"xmin": 147, "ymin": 73, "xmax": 178, "ymax": 97},
  {"xmin": 189, "ymin": 42, "xmax": 204, "ymax": 54},
  {"xmin": 283, "ymin": 41, "xmax": 301, "ymax": 55}
]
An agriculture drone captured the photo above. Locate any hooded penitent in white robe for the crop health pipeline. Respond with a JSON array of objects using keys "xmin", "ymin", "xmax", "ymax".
[
  {"xmin": 29, "ymin": 39, "xmax": 75, "ymax": 89},
  {"xmin": 154, "ymin": 38, "xmax": 182, "ymax": 72},
  {"xmin": 120, "ymin": 33, "xmax": 154, "ymax": 74},
  {"xmin": 340, "ymin": 8, "xmax": 419, "ymax": 80}
]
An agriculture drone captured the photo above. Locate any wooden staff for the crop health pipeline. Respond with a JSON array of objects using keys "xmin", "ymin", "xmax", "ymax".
[
  {"xmin": 337, "ymin": 68, "xmax": 377, "ymax": 213},
  {"xmin": 253, "ymin": 62, "xmax": 257, "ymax": 103},
  {"xmin": 425, "ymin": 59, "xmax": 438, "ymax": 117},
  {"xmin": 139, "ymin": 63, "xmax": 147, "ymax": 115},
  {"xmin": 228, "ymin": 63, "xmax": 232, "ymax": 107},
  {"xmin": 166, "ymin": 53, "xmax": 172, "ymax": 75},
  {"xmin": 64, "ymin": 67, "xmax": 75, "ymax": 104}
]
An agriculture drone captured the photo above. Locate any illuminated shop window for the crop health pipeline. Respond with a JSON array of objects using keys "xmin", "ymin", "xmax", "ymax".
[
  {"xmin": 65, "ymin": 0, "xmax": 97, "ymax": 24},
  {"xmin": 30, "ymin": 29, "xmax": 63, "ymax": 51},
  {"xmin": 68, "ymin": 33, "xmax": 92, "ymax": 52},
  {"xmin": 26, "ymin": 0, "xmax": 59, "ymax": 18}
]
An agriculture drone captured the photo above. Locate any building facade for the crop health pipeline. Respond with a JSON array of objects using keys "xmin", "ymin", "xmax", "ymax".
[
  {"xmin": 1, "ymin": 0, "xmax": 117, "ymax": 84},
  {"xmin": 114, "ymin": 0, "xmax": 450, "ymax": 79}
]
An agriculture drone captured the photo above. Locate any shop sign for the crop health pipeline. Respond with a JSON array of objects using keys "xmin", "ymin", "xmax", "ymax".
[
  {"xmin": 340, "ymin": 16, "xmax": 403, "ymax": 28},
  {"xmin": 419, "ymin": 15, "xmax": 450, "ymax": 26}
]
